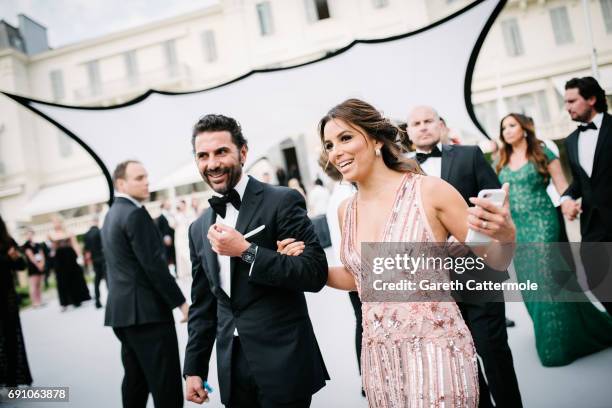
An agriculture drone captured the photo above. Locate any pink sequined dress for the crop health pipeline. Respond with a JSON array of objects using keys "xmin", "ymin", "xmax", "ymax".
[{"xmin": 340, "ymin": 173, "xmax": 479, "ymax": 408}]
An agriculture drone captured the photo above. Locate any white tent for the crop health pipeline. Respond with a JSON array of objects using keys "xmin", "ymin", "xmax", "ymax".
[{"xmin": 2, "ymin": 0, "xmax": 504, "ymax": 205}]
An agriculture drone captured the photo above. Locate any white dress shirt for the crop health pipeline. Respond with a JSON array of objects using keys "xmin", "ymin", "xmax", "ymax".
[
  {"xmin": 543, "ymin": 139, "xmax": 561, "ymax": 207},
  {"xmin": 560, "ymin": 113, "xmax": 604, "ymax": 204},
  {"xmin": 407, "ymin": 142, "xmax": 443, "ymax": 178},
  {"xmin": 308, "ymin": 184, "xmax": 331, "ymax": 216},
  {"xmin": 213, "ymin": 175, "xmax": 253, "ymax": 337},
  {"xmin": 326, "ymin": 181, "xmax": 356, "ymax": 267},
  {"xmin": 114, "ymin": 192, "xmax": 143, "ymax": 208},
  {"xmin": 213, "ymin": 174, "xmax": 252, "ymax": 298},
  {"xmin": 578, "ymin": 112, "xmax": 603, "ymax": 178}
]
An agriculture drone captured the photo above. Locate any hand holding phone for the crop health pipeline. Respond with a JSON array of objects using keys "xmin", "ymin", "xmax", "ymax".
[{"xmin": 465, "ymin": 188, "xmax": 506, "ymax": 245}]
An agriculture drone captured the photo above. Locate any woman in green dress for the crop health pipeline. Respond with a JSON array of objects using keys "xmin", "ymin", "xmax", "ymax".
[{"xmin": 497, "ymin": 112, "xmax": 612, "ymax": 366}]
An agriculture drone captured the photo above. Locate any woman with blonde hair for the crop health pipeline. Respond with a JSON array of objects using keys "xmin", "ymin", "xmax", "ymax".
[{"xmin": 49, "ymin": 216, "xmax": 90, "ymax": 311}]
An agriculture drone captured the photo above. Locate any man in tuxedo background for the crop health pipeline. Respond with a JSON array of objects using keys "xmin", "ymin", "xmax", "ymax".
[
  {"xmin": 83, "ymin": 215, "xmax": 106, "ymax": 309},
  {"xmin": 561, "ymin": 76, "xmax": 612, "ymax": 315},
  {"xmin": 406, "ymin": 106, "xmax": 523, "ymax": 408},
  {"xmin": 155, "ymin": 199, "xmax": 177, "ymax": 277},
  {"xmin": 184, "ymin": 115, "xmax": 329, "ymax": 408},
  {"xmin": 102, "ymin": 160, "xmax": 189, "ymax": 408}
]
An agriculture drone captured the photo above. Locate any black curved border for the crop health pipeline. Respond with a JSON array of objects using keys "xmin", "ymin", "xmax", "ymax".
[
  {"xmin": 2, "ymin": 91, "xmax": 115, "ymax": 204},
  {"xmin": 465, "ymin": 0, "xmax": 507, "ymax": 138},
  {"xmin": 1, "ymin": 0, "xmax": 504, "ymax": 205}
]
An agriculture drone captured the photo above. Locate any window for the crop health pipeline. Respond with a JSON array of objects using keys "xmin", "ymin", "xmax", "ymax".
[
  {"xmin": 501, "ymin": 18, "xmax": 524, "ymax": 57},
  {"xmin": 474, "ymin": 100, "xmax": 500, "ymax": 137},
  {"xmin": 256, "ymin": 2, "xmax": 275, "ymax": 36},
  {"xmin": 549, "ymin": 6, "xmax": 574, "ymax": 45},
  {"xmin": 123, "ymin": 50, "xmax": 139, "ymax": 85},
  {"xmin": 49, "ymin": 69, "xmax": 65, "ymax": 101},
  {"xmin": 504, "ymin": 90, "xmax": 551, "ymax": 127},
  {"xmin": 163, "ymin": 40, "xmax": 179, "ymax": 76},
  {"xmin": 85, "ymin": 60, "xmax": 101, "ymax": 96},
  {"xmin": 305, "ymin": 0, "xmax": 331, "ymax": 22},
  {"xmin": 372, "ymin": 0, "xmax": 389, "ymax": 8},
  {"xmin": 201, "ymin": 30, "xmax": 218, "ymax": 62},
  {"xmin": 49, "ymin": 69, "xmax": 73, "ymax": 155},
  {"xmin": 601, "ymin": 0, "xmax": 612, "ymax": 33}
]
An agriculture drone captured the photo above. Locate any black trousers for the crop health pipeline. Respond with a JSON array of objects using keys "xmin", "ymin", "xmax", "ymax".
[
  {"xmin": 229, "ymin": 337, "xmax": 311, "ymax": 408},
  {"xmin": 92, "ymin": 260, "xmax": 107, "ymax": 304},
  {"xmin": 458, "ymin": 302, "xmax": 522, "ymax": 408},
  {"xmin": 581, "ymin": 243, "xmax": 612, "ymax": 316},
  {"xmin": 113, "ymin": 322, "xmax": 183, "ymax": 408},
  {"xmin": 348, "ymin": 291, "xmax": 363, "ymax": 373}
]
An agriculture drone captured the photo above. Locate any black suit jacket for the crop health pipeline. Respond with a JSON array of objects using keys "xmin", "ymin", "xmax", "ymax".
[
  {"xmin": 440, "ymin": 144, "xmax": 500, "ymax": 204},
  {"xmin": 155, "ymin": 213, "xmax": 175, "ymax": 241},
  {"xmin": 564, "ymin": 112, "xmax": 612, "ymax": 241},
  {"xmin": 102, "ymin": 197, "xmax": 185, "ymax": 328},
  {"xmin": 184, "ymin": 177, "xmax": 329, "ymax": 404},
  {"xmin": 83, "ymin": 226, "xmax": 105, "ymax": 263},
  {"xmin": 439, "ymin": 144, "xmax": 509, "ymax": 299}
]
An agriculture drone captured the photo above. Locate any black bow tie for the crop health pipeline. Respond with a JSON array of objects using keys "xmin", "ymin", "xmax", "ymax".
[
  {"xmin": 208, "ymin": 189, "xmax": 241, "ymax": 218},
  {"xmin": 577, "ymin": 122, "xmax": 597, "ymax": 132},
  {"xmin": 415, "ymin": 146, "xmax": 442, "ymax": 164}
]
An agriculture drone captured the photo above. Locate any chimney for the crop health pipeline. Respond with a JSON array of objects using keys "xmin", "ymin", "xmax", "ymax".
[{"xmin": 18, "ymin": 14, "xmax": 49, "ymax": 55}]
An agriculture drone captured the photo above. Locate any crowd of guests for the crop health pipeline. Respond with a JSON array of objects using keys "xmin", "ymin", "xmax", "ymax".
[{"xmin": 1, "ymin": 76, "xmax": 611, "ymax": 408}]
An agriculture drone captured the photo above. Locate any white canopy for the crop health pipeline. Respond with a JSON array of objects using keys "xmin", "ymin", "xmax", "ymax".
[
  {"xmin": 23, "ymin": 175, "xmax": 108, "ymax": 216},
  {"xmin": 2, "ymin": 0, "xmax": 503, "ymax": 204}
]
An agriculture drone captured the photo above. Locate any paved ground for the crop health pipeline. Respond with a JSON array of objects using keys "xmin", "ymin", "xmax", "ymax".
[{"xmin": 8, "ymin": 249, "xmax": 612, "ymax": 408}]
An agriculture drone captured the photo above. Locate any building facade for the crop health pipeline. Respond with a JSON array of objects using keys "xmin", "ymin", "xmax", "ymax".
[{"xmin": 0, "ymin": 0, "xmax": 611, "ymax": 232}]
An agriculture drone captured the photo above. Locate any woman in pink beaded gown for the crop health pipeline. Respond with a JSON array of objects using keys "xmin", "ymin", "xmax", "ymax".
[{"xmin": 279, "ymin": 99, "xmax": 516, "ymax": 408}]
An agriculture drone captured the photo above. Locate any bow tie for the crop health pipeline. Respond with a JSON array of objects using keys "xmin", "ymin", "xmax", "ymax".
[
  {"xmin": 577, "ymin": 122, "xmax": 597, "ymax": 132},
  {"xmin": 208, "ymin": 189, "xmax": 241, "ymax": 218},
  {"xmin": 415, "ymin": 146, "xmax": 442, "ymax": 164}
]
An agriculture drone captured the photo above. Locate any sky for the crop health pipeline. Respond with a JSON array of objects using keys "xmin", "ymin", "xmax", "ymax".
[{"xmin": 0, "ymin": 0, "xmax": 219, "ymax": 47}]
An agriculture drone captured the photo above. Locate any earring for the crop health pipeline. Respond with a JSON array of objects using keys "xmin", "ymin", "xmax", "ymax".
[
  {"xmin": 523, "ymin": 131, "xmax": 527, "ymax": 138},
  {"xmin": 375, "ymin": 147, "xmax": 382, "ymax": 157}
]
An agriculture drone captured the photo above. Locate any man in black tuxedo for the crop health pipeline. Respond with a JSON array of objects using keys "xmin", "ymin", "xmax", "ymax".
[
  {"xmin": 102, "ymin": 160, "xmax": 189, "ymax": 408},
  {"xmin": 407, "ymin": 106, "xmax": 522, "ymax": 408},
  {"xmin": 184, "ymin": 115, "xmax": 329, "ymax": 408},
  {"xmin": 155, "ymin": 199, "xmax": 176, "ymax": 276},
  {"xmin": 83, "ymin": 216, "xmax": 106, "ymax": 308},
  {"xmin": 561, "ymin": 77, "xmax": 612, "ymax": 315}
]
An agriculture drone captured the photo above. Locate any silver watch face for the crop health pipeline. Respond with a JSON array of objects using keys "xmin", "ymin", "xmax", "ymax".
[{"xmin": 242, "ymin": 252, "xmax": 255, "ymax": 263}]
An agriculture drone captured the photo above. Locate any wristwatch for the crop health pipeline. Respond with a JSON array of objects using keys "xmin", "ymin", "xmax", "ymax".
[{"xmin": 241, "ymin": 242, "xmax": 258, "ymax": 264}]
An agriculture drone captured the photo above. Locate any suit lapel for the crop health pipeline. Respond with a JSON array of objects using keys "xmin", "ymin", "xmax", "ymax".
[
  {"xmin": 441, "ymin": 144, "xmax": 454, "ymax": 182},
  {"xmin": 231, "ymin": 178, "xmax": 264, "ymax": 293},
  {"xmin": 200, "ymin": 209, "xmax": 229, "ymax": 302},
  {"xmin": 568, "ymin": 129, "xmax": 592, "ymax": 180},
  {"xmin": 591, "ymin": 113, "xmax": 611, "ymax": 179},
  {"xmin": 235, "ymin": 177, "xmax": 264, "ymax": 235}
]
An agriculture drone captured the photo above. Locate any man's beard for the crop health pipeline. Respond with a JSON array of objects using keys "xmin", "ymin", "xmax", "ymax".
[
  {"xmin": 203, "ymin": 163, "xmax": 242, "ymax": 194},
  {"xmin": 573, "ymin": 107, "xmax": 595, "ymax": 123}
]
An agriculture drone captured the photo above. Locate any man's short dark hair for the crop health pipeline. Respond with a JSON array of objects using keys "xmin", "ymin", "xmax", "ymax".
[
  {"xmin": 113, "ymin": 160, "xmax": 140, "ymax": 186},
  {"xmin": 191, "ymin": 114, "xmax": 248, "ymax": 152},
  {"xmin": 565, "ymin": 76, "xmax": 608, "ymax": 113}
]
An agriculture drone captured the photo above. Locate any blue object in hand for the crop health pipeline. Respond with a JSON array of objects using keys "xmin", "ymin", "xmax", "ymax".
[{"xmin": 203, "ymin": 381, "xmax": 214, "ymax": 393}]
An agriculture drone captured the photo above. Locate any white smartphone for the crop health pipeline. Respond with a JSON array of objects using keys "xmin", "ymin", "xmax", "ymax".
[{"xmin": 465, "ymin": 188, "xmax": 506, "ymax": 245}]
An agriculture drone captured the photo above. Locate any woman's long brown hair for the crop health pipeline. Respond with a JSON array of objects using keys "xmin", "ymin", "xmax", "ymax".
[
  {"xmin": 496, "ymin": 113, "xmax": 550, "ymax": 183},
  {"xmin": 318, "ymin": 98, "xmax": 421, "ymax": 175}
]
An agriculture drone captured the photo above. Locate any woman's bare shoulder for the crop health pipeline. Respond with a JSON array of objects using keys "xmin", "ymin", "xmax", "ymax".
[{"xmin": 419, "ymin": 175, "xmax": 461, "ymax": 208}]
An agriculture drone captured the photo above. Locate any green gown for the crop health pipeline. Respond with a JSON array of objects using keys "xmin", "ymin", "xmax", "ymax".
[{"xmin": 499, "ymin": 146, "xmax": 612, "ymax": 366}]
